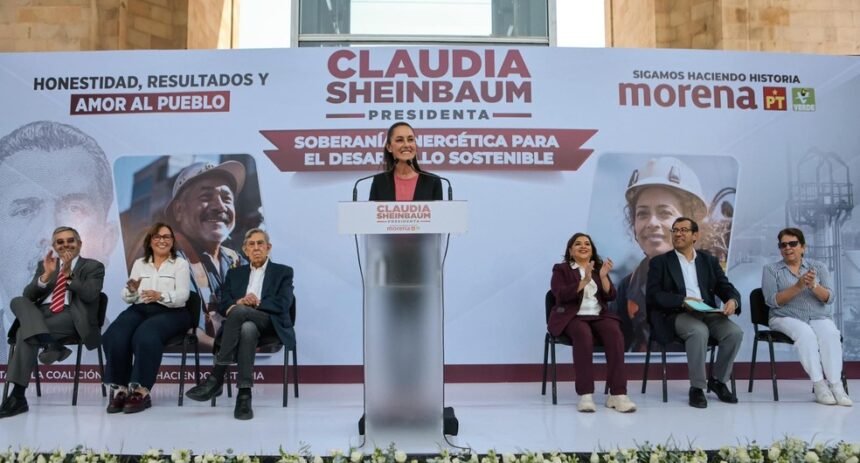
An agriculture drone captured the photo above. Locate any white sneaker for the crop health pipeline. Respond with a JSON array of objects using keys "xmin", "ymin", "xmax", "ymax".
[
  {"xmin": 577, "ymin": 393, "xmax": 596, "ymax": 412},
  {"xmin": 606, "ymin": 394, "xmax": 637, "ymax": 413},
  {"xmin": 830, "ymin": 383, "xmax": 853, "ymax": 407},
  {"xmin": 813, "ymin": 380, "xmax": 837, "ymax": 405}
]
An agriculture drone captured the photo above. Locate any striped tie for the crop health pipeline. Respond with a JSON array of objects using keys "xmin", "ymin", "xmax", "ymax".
[{"xmin": 50, "ymin": 272, "xmax": 68, "ymax": 314}]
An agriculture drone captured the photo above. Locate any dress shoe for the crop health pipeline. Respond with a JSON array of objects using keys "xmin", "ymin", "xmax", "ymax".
[
  {"xmin": 38, "ymin": 344, "xmax": 72, "ymax": 365},
  {"xmin": 708, "ymin": 378, "xmax": 738, "ymax": 404},
  {"xmin": 122, "ymin": 392, "xmax": 151, "ymax": 414},
  {"xmin": 689, "ymin": 387, "xmax": 708, "ymax": 408},
  {"xmin": 106, "ymin": 390, "xmax": 128, "ymax": 414},
  {"xmin": 0, "ymin": 395, "xmax": 29, "ymax": 419},
  {"xmin": 185, "ymin": 376, "xmax": 224, "ymax": 402},
  {"xmin": 234, "ymin": 393, "xmax": 253, "ymax": 420}
]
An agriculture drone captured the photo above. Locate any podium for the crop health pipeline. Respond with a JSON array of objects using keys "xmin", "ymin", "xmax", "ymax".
[{"xmin": 338, "ymin": 201, "xmax": 467, "ymax": 450}]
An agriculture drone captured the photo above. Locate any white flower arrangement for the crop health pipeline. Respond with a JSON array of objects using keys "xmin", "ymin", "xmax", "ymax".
[{"xmin": 0, "ymin": 438, "xmax": 858, "ymax": 463}]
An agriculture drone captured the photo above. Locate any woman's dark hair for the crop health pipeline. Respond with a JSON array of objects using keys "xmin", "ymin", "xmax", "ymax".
[
  {"xmin": 562, "ymin": 232, "xmax": 603, "ymax": 269},
  {"xmin": 143, "ymin": 222, "xmax": 177, "ymax": 263},
  {"xmin": 778, "ymin": 227, "xmax": 806, "ymax": 246},
  {"xmin": 382, "ymin": 121, "xmax": 425, "ymax": 173}
]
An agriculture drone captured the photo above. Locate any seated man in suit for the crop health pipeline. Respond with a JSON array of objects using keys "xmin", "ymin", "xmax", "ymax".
[
  {"xmin": 0, "ymin": 226, "xmax": 105, "ymax": 418},
  {"xmin": 646, "ymin": 217, "xmax": 742, "ymax": 408},
  {"xmin": 185, "ymin": 228, "xmax": 294, "ymax": 420}
]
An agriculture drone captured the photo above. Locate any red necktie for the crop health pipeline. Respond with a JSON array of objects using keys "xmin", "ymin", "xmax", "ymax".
[{"xmin": 50, "ymin": 271, "xmax": 68, "ymax": 313}]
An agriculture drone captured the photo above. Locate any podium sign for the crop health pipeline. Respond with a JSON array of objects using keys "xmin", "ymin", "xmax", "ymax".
[
  {"xmin": 339, "ymin": 201, "xmax": 467, "ymax": 451},
  {"xmin": 338, "ymin": 201, "xmax": 468, "ymax": 235}
]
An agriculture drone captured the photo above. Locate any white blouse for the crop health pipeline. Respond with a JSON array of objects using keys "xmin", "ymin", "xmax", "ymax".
[
  {"xmin": 121, "ymin": 256, "xmax": 191, "ymax": 308},
  {"xmin": 572, "ymin": 262, "xmax": 601, "ymax": 316}
]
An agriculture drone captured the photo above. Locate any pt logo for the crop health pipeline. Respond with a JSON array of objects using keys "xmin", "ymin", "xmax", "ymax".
[
  {"xmin": 792, "ymin": 88, "xmax": 816, "ymax": 112},
  {"xmin": 763, "ymin": 87, "xmax": 787, "ymax": 111}
]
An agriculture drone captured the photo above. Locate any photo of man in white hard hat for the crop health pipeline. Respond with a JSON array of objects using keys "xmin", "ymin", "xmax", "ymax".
[{"xmin": 114, "ymin": 154, "xmax": 264, "ymax": 350}]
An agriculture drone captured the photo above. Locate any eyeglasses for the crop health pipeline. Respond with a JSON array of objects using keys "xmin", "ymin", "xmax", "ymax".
[
  {"xmin": 778, "ymin": 240, "xmax": 800, "ymax": 249},
  {"xmin": 54, "ymin": 238, "xmax": 77, "ymax": 245},
  {"xmin": 671, "ymin": 227, "xmax": 693, "ymax": 234},
  {"xmin": 152, "ymin": 234, "xmax": 174, "ymax": 242}
]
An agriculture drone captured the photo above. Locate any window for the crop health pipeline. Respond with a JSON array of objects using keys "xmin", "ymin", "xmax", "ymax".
[{"xmin": 296, "ymin": 0, "xmax": 552, "ymax": 47}]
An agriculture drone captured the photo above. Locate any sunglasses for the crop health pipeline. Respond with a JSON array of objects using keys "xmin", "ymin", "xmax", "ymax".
[
  {"xmin": 778, "ymin": 240, "xmax": 800, "ymax": 249},
  {"xmin": 54, "ymin": 238, "xmax": 77, "ymax": 246}
]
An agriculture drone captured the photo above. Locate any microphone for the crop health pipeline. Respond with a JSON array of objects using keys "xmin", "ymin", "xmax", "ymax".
[
  {"xmin": 353, "ymin": 159, "xmax": 399, "ymax": 201},
  {"xmin": 352, "ymin": 173, "xmax": 377, "ymax": 202},
  {"xmin": 407, "ymin": 159, "xmax": 453, "ymax": 201}
]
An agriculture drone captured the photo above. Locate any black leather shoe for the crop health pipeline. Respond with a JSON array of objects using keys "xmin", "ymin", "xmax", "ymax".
[
  {"xmin": 708, "ymin": 378, "xmax": 738, "ymax": 403},
  {"xmin": 0, "ymin": 395, "xmax": 29, "ymax": 419},
  {"xmin": 234, "ymin": 393, "xmax": 253, "ymax": 420},
  {"xmin": 689, "ymin": 387, "xmax": 708, "ymax": 408},
  {"xmin": 106, "ymin": 391, "xmax": 128, "ymax": 414},
  {"xmin": 123, "ymin": 392, "xmax": 151, "ymax": 414},
  {"xmin": 38, "ymin": 344, "xmax": 72, "ymax": 365},
  {"xmin": 186, "ymin": 376, "xmax": 224, "ymax": 402}
]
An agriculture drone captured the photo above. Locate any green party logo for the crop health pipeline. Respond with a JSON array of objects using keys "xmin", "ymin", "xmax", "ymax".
[{"xmin": 791, "ymin": 88, "xmax": 816, "ymax": 112}]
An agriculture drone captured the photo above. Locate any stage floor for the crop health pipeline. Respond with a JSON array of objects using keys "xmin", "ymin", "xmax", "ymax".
[{"xmin": 0, "ymin": 380, "xmax": 857, "ymax": 454}]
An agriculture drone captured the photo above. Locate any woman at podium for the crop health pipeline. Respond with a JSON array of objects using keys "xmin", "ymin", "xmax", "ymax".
[
  {"xmin": 548, "ymin": 233, "xmax": 637, "ymax": 413},
  {"xmin": 369, "ymin": 122, "xmax": 443, "ymax": 201}
]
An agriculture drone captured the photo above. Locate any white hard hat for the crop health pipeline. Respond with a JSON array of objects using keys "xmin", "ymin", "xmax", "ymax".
[
  {"xmin": 164, "ymin": 160, "xmax": 245, "ymax": 215},
  {"xmin": 625, "ymin": 157, "xmax": 708, "ymax": 219}
]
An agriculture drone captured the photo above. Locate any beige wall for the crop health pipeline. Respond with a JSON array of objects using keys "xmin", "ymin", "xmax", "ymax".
[
  {"xmin": 607, "ymin": 0, "xmax": 860, "ymax": 54},
  {"xmin": 2, "ymin": 1, "xmax": 858, "ymax": 54},
  {"xmin": 0, "ymin": 0, "xmax": 233, "ymax": 52},
  {"xmin": 0, "ymin": 0, "xmax": 119, "ymax": 52}
]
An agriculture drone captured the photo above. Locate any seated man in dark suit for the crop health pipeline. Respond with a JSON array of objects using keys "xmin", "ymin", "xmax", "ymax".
[
  {"xmin": 185, "ymin": 228, "xmax": 295, "ymax": 420},
  {"xmin": 646, "ymin": 217, "xmax": 742, "ymax": 408},
  {"xmin": 0, "ymin": 226, "xmax": 105, "ymax": 418}
]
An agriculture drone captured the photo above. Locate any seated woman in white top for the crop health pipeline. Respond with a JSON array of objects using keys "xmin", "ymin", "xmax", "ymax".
[
  {"xmin": 548, "ymin": 232, "xmax": 636, "ymax": 413},
  {"xmin": 102, "ymin": 222, "xmax": 191, "ymax": 414},
  {"xmin": 762, "ymin": 227, "xmax": 851, "ymax": 406}
]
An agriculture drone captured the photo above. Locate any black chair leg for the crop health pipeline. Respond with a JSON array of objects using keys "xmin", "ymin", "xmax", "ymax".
[
  {"xmin": 550, "ymin": 341, "xmax": 558, "ymax": 405},
  {"xmin": 768, "ymin": 340, "xmax": 779, "ymax": 401},
  {"xmin": 283, "ymin": 348, "xmax": 289, "ymax": 407},
  {"xmin": 641, "ymin": 342, "xmax": 651, "ymax": 394},
  {"xmin": 97, "ymin": 346, "xmax": 106, "ymax": 397},
  {"xmin": 34, "ymin": 360, "xmax": 41, "ymax": 397},
  {"xmin": 193, "ymin": 341, "xmax": 201, "ymax": 386},
  {"xmin": 177, "ymin": 340, "xmax": 188, "ymax": 406},
  {"xmin": 3, "ymin": 343, "xmax": 14, "ymax": 400},
  {"xmin": 292, "ymin": 348, "xmax": 299, "ymax": 398},
  {"xmin": 541, "ymin": 337, "xmax": 549, "ymax": 396},
  {"xmin": 660, "ymin": 347, "xmax": 668, "ymax": 403},
  {"xmin": 707, "ymin": 347, "xmax": 716, "ymax": 392},
  {"xmin": 72, "ymin": 343, "xmax": 83, "ymax": 406},
  {"xmin": 748, "ymin": 339, "xmax": 758, "ymax": 393}
]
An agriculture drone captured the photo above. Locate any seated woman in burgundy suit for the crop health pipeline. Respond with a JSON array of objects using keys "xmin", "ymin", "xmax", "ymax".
[{"xmin": 549, "ymin": 232, "xmax": 636, "ymax": 413}]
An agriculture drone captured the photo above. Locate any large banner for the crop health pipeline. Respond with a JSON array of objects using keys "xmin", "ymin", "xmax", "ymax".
[{"xmin": 1, "ymin": 47, "xmax": 859, "ymax": 382}]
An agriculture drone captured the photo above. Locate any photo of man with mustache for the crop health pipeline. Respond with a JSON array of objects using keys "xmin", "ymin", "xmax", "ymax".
[{"xmin": 165, "ymin": 161, "xmax": 248, "ymax": 349}]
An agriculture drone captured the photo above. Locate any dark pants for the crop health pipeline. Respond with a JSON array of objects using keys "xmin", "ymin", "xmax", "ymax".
[
  {"xmin": 216, "ymin": 306, "xmax": 273, "ymax": 389},
  {"xmin": 563, "ymin": 314, "xmax": 627, "ymax": 395},
  {"xmin": 102, "ymin": 303, "xmax": 190, "ymax": 390},
  {"xmin": 8, "ymin": 298, "xmax": 77, "ymax": 388}
]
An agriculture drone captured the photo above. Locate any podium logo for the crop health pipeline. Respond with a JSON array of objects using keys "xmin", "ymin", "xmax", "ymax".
[
  {"xmin": 376, "ymin": 204, "xmax": 432, "ymax": 221},
  {"xmin": 792, "ymin": 88, "xmax": 816, "ymax": 112},
  {"xmin": 763, "ymin": 87, "xmax": 787, "ymax": 111}
]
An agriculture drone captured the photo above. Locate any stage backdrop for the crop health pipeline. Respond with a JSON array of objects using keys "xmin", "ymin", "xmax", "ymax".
[{"xmin": 1, "ymin": 46, "xmax": 859, "ymax": 383}]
